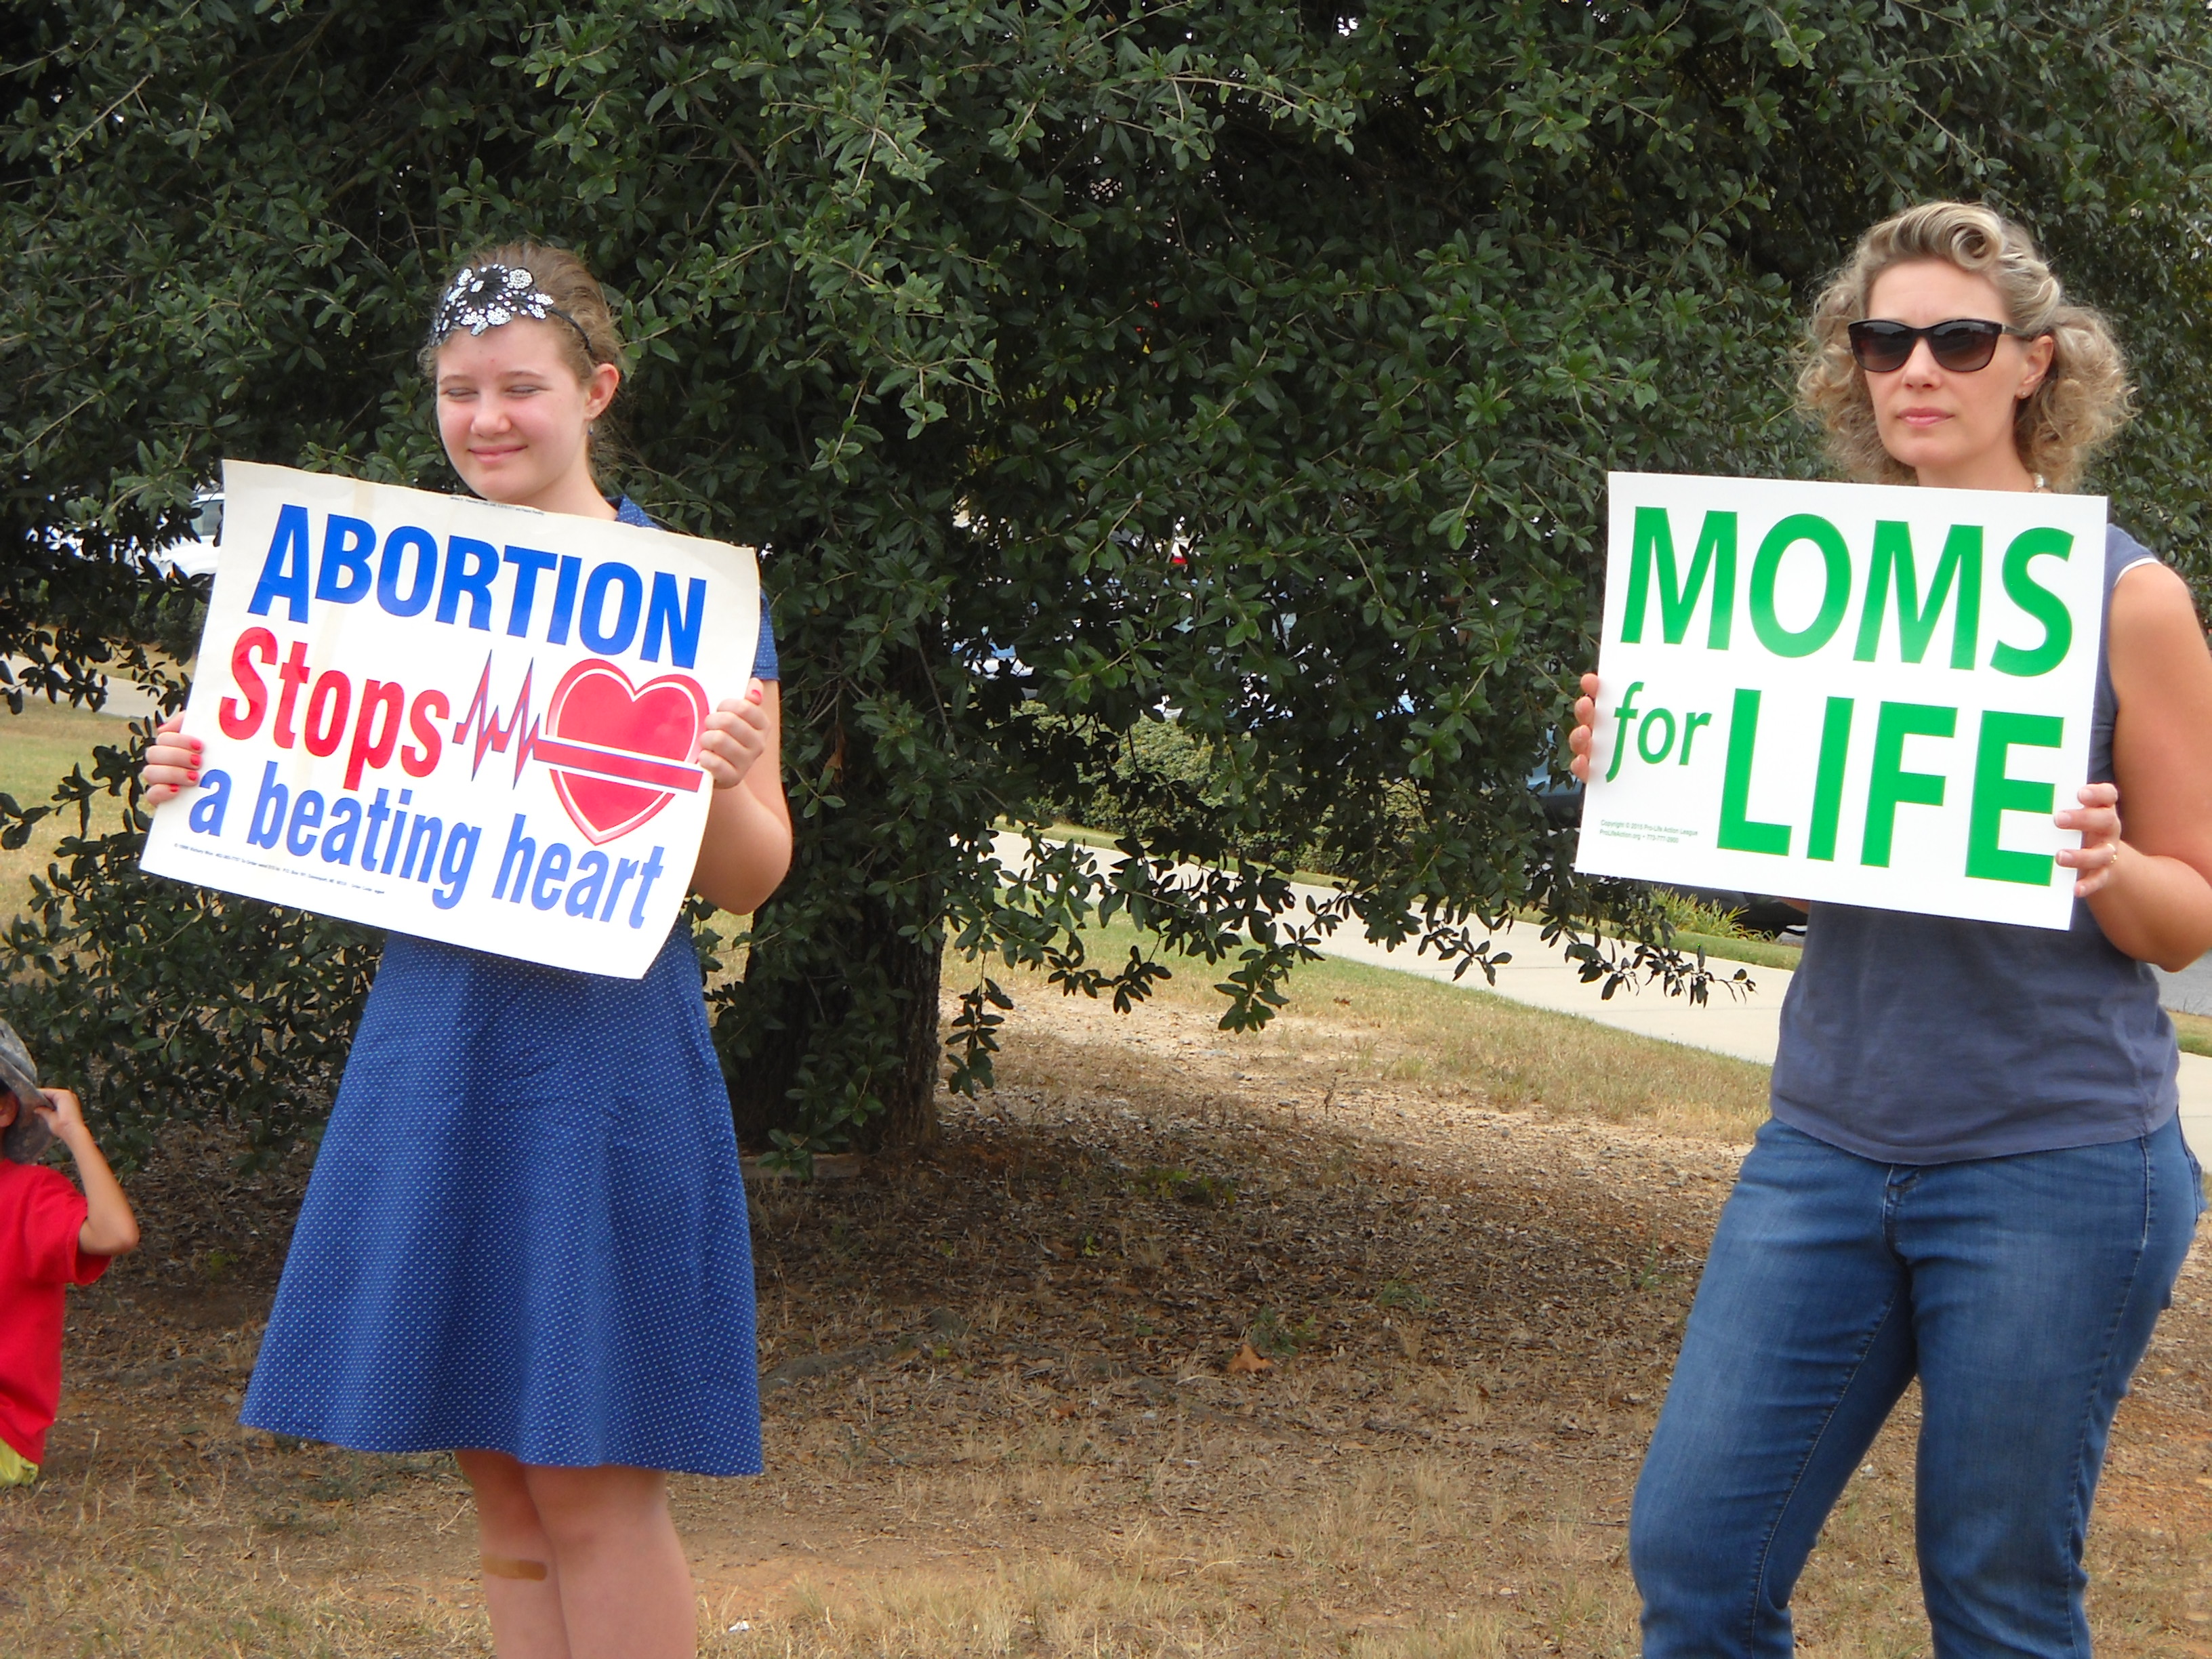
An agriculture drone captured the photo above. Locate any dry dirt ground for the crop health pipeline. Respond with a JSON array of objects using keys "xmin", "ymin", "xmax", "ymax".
[{"xmin": 8, "ymin": 965, "xmax": 2212, "ymax": 1658}]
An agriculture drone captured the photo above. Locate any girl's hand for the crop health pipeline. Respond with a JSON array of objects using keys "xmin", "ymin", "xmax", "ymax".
[
  {"xmin": 1567, "ymin": 672, "xmax": 1599, "ymax": 783},
  {"xmin": 697, "ymin": 681, "xmax": 772, "ymax": 790},
  {"xmin": 2056, "ymin": 781, "xmax": 2124, "ymax": 897},
  {"xmin": 142, "ymin": 714, "xmax": 203, "ymax": 807}
]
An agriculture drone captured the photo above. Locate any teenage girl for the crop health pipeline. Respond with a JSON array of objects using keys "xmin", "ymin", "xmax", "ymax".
[
  {"xmin": 144, "ymin": 243, "xmax": 790, "ymax": 1659},
  {"xmin": 1570, "ymin": 201, "xmax": 2212, "ymax": 1656}
]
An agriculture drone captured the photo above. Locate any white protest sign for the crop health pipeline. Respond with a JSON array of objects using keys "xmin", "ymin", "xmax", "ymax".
[
  {"xmin": 1574, "ymin": 472, "xmax": 2107, "ymax": 930},
  {"xmin": 142, "ymin": 461, "xmax": 760, "ymax": 977}
]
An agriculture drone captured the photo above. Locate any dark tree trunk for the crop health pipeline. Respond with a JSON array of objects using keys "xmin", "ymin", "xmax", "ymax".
[
  {"xmin": 724, "ymin": 899, "xmax": 942, "ymax": 1153},
  {"xmin": 724, "ymin": 935, "xmax": 810, "ymax": 1150},
  {"xmin": 878, "ymin": 920, "xmax": 943, "ymax": 1149}
]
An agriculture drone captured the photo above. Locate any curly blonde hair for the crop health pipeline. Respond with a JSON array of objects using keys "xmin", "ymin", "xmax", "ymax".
[{"xmin": 1797, "ymin": 203, "xmax": 2131, "ymax": 491}]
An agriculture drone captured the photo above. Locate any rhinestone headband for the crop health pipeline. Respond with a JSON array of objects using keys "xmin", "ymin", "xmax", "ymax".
[{"xmin": 429, "ymin": 263, "xmax": 595, "ymax": 353}]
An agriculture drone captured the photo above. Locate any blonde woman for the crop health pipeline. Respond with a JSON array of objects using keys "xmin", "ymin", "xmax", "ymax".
[{"xmin": 1569, "ymin": 203, "xmax": 2212, "ymax": 1655}]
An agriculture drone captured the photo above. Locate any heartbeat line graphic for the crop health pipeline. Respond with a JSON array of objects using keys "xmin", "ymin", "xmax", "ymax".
[
  {"xmin": 448, "ymin": 655, "xmax": 708, "ymax": 796},
  {"xmin": 452, "ymin": 655, "xmax": 541, "ymax": 785}
]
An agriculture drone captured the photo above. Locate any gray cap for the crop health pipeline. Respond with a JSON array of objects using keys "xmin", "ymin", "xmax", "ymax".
[{"xmin": 0, "ymin": 1019, "xmax": 54, "ymax": 1163}]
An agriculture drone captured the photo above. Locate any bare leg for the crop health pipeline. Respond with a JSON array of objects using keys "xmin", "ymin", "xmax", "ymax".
[
  {"xmin": 458, "ymin": 1450, "xmax": 573, "ymax": 1659},
  {"xmin": 524, "ymin": 1462, "xmax": 694, "ymax": 1659}
]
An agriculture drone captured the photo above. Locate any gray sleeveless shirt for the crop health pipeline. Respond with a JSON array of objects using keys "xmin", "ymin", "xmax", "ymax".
[{"xmin": 1769, "ymin": 525, "xmax": 2179, "ymax": 1164}]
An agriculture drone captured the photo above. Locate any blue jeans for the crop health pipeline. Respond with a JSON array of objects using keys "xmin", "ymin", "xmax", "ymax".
[{"xmin": 1631, "ymin": 1116, "xmax": 2200, "ymax": 1658}]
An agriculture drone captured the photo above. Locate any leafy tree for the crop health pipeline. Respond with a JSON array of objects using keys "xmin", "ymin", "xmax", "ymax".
[{"xmin": 7, "ymin": 0, "xmax": 2211, "ymax": 1164}]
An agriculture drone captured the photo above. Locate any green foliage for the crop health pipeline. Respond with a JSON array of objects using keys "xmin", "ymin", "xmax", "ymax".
[
  {"xmin": 1135, "ymin": 1165, "xmax": 1239, "ymax": 1208},
  {"xmin": 1034, "ymin": 717, "xmax": 1232, "ymax": 846},
  {"xmin": 1654, "ymin": 890, "xmax": 1755, "ymax": 943},
  {"xmin": 1248, "ymin": 1306, "xmax": 1319, "ymax": 1358},
  {"xmin": 1374, "ymin": 1279, "xmax": 1437, "ymax": 1315},
  {"xmin": 7, "ymin": 0, "xmax": 2212, "ymax": 1160},
  {"xmin": 1029, "ymin": 712, "xmax": 1423, "ymax": 876},
  {"xmin": 3, "ymin": 711, "xmax": 382, "ymax": 1170}
]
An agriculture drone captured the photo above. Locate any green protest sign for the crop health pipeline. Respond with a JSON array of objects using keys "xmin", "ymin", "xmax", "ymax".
[{"xmin": 1575, "ymin": 473, "xmax": 2108, "ymax": 930}]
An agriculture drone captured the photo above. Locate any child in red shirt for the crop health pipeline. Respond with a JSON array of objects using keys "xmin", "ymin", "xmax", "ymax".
[{"xmin": 0, "ymin": 1056, "xmax": 139, "ymax": 1485}]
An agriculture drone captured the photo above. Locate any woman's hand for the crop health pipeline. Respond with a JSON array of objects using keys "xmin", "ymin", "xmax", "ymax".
[
  {"xmin": 1567, "ymin": 672, "xmax": 1599, "ymax": 783},
  {"xmin": 697, "ymin": 681, "xmax": 771, "ymax": 790},
  {"xmin": 142, "ymin": 714, "xmax": 203, "ymax": 808},
  {"xmin": 2055, "ymin": 782, "xmax": 2124, "ymax": 898}
]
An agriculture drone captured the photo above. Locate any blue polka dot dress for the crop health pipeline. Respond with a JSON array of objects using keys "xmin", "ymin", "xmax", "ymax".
[{"xmin": 241, "ymin": 499, "xmax": 773, "ymax": 1475}]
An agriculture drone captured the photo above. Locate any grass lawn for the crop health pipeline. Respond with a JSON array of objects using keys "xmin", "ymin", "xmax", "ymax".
[
  {"xmin": 1, "ymin": 769, "xmax": 2203, "ymax": 1654},
  {"xmin": 1662, "ymin": 928, "xmax": 1800, "ymax": 970},
  {"xmin": 2173, "ymin": 1009, "xmax": 2212, "ymax": 1061},
  {"xmin": 8, "ymin": 921, "xmax": 2209, "ymax": 1656},
  {"xmin": 1032, "ymin": 912, "xmax": 1774, "ymax": 1141},
  {"xmin": 2, "ymin": 699, "xmax": 140, "ymax": 918}
]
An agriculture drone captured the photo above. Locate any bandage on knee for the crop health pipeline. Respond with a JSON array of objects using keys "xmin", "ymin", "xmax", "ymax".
[{"xmin": 481, "ymin": 1553, "xmax": 550, "ymax": 1581}]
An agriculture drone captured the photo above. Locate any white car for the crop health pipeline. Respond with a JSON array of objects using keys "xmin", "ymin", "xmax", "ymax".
[{"xmin": 148, "ymin": 493, "xmax": 222, "ymax": 578}]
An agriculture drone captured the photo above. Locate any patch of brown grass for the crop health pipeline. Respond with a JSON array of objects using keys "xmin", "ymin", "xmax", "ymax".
[
  {"xmin": 7, "ymin": 960, "xmax": 2211, "ymax": 1657},
  {"xmin": 7, "ymin": 1453, "xmax": 484, "ymax": 1656},
  {"xmin": 1033, "ymin": 915, "xmax": 1774, "ymax": 1141}
]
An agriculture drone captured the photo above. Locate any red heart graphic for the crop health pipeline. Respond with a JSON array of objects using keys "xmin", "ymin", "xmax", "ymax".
[{"xmin": 538, "ymin": 659, "xmax": 710, "ymax": 845}]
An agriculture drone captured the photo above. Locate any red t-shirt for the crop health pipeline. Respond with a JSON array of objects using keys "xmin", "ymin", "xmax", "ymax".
[{"xmin": 0, "ymin": 1161, "xmax": 108, "ymax": 1465}]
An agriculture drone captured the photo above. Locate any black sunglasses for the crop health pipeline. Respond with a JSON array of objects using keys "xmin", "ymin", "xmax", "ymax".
[{"xmin": 1847, "ymin": 317, "xmax": 2044, "ymax": 374}]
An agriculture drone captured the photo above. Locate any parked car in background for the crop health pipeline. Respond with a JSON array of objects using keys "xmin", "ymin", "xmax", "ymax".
[{"xmin": 148, "ymin": 493, "xmax": 222, "ymax": 578}]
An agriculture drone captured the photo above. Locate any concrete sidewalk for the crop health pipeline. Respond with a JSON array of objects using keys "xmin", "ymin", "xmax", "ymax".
[
  {"xmin": 991, "ymin": 832, "xmax": 2212, "ymax": 1155},
  {"xmin": 8, "ymin": 659, "xmax": 165, "ymax": 720},
  {"xmin": 1285, "ymin": 890, "xmax": 1784, "ymax": 1064}
]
